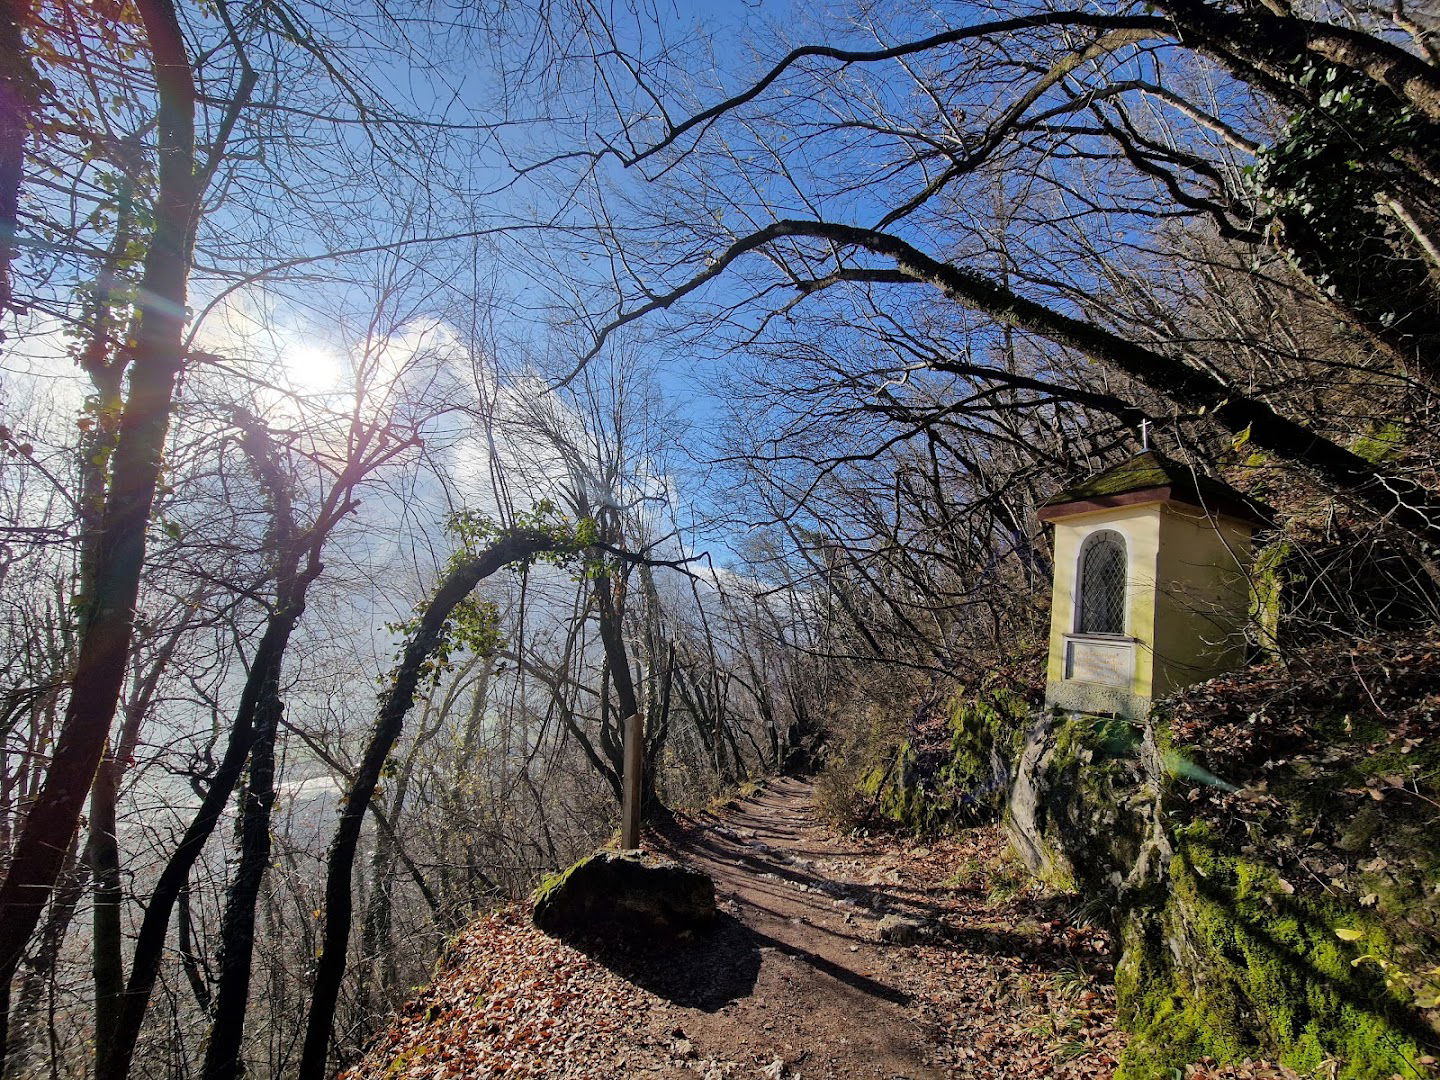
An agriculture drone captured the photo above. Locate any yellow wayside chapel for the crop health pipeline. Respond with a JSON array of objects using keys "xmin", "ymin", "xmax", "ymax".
[{"xmin": 1039, "ymin": 452, "xmax": 1268, "ymax": 719}]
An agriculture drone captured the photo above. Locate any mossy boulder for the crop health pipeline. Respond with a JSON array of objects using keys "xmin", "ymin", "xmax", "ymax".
[
  {"xmin": 1004, "ymin": 709, "xmax": 1154, "ymax": 895},
  {"xmin": 531, "ymin": 851, "xmax": 716, "ymax": 941},
  {"xmin": 995, "ymin": 650, "xmax": 1440, "ymax": 1078},
  {"xmin": 833, "ymin": 642, "xmax": 1440, "ymax": 1074},
  {"xmin": 1114, "ymin": 822, "xmax": 1437, "ymax": 1080}
]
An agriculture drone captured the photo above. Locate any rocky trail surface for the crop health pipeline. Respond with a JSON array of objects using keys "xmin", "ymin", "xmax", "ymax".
[{"xmin": 347, "ymin": 779, "xmax": 1291, "ymax": 1078}]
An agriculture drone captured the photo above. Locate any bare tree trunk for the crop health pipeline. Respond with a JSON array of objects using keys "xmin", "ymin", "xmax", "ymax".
[
  {"xmin": 107, "ymin": 401, "xmax": 389, "ymax": 1080},
  {"xmin": 200, "ymin": 415, "xmax": 304, "ymax": 1080},
  {"xmin": 357, "ymin": 687, "xmax": 440, "ymax": 1019},
  {"xmin": 176, "ymin": 883, "xmax": 212, "ymax": 1016},
  {"xmin": 297, "ymin": 530, "xmax": 564, "ymax": 1080},
  {"xmin": 101, "ymin": 613, "xmax": 294, "ymax": 1080},
  {"xmin": 201, "ymin": 688, "xmax": 281, "ymax": 1080},
  {"xmin": 91, "ymin": 607, "xmax": 191, "ymax": 1072},
  {"xmin": 358, "ymin": 823, "xmax": 397, "ymax": 1017},
  {"xmin": 594, "ymin": 569, "xmax": 645, "ymax": 847},
  {"xmin": 88, "ymin": 756, "xmax": 123, "ymax": 1067},
  {"xmin": 0, "ymin": 2, "xmax": 199, "ymax": 1067},
  {"xmin": 1, "ymin": 839, "xmax": 86, "ymax": 1080},
  {"xmin": 0, "ymin": 0, "xmax": 38, "ymax": 326}
]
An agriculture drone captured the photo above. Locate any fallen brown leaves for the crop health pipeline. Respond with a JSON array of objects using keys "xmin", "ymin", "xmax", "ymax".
[
  {"xmin": 341, "ymin": 908, "xmax": 667, "ymax": 1079},
  {"xmin": 348, "ymin": 781, "xmax": 1323, "ymax": 1079},
  {"xmin": 1167, "ymin": 636, "xmax": 1440, "ymax": 771},
  {"xmin": 844, "ymin": 827, "xmax": 1126, "ymax": 1078},
  {"xmin": 1178, "ymin": 1058, "xmax": 1301, "ymax": 1079}
]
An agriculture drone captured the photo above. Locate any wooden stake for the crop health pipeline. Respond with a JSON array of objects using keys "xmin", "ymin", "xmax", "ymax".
[{"xmin": 621, "ymin": 710, "xmax": 643, "ymax": 849}]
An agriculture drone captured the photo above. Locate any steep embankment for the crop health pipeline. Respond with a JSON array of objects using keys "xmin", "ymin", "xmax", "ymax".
[{"xmin": 347, "ymin": 779, "xmax": 1127, "ymax": 1078}]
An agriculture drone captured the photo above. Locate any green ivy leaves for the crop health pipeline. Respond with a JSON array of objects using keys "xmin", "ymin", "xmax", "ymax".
[
  {"xmin": 1249, "ymin": 57, "xmax": 1429, "ymax": 319},
  {"xmin": 383, "ymin": 505, "xmax": 603, "ymax": 690}
]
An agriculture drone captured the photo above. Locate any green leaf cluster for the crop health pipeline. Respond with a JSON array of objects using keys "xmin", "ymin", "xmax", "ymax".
[
  {"xmin": 1249, "ymin": 60, "xmax": 1432, "ymax": 327},
  {"xmin": 442, "ymin": 502, "xmax": 599, "ymax": 577},
  {"xmin": 382, "ymin": 505, "xmax": 602, "ymax": 690}
]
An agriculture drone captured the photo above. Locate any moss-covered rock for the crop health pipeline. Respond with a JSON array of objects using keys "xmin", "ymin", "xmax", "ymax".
[
  {"xmin": 1115, "ymin": 822, "xmax": 1436, "ymax": 1079},
  {"xmin": 994, "ymin": 648, "xmax": 1440, "ymax": 1077},
  {"xmin": 531, "ymin": 851, "xmax": 715, "ymax": 941},
  {"xmin": 1004, "ymin": 709, "xmax": 1155, "ymax": 896},
  {"xmin": 855, "ymin": 687, "xmax": 1032, "ymax": 834},
  {"xmin": 831, "ymin": 643, "xmax": 1440, "ymax": 1074}
]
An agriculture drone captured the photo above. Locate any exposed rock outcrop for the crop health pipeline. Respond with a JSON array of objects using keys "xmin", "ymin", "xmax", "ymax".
[
  {"xmin": 848, "ymin": 648, "xmax": 1440, "ymax": 1078},
  {"xmin": 876, "ymin": 913, "xmax": 928, "ymax": 944},
  {"xmin": 999, "ymin": 649, "xmax": 1440, "ymax": 1080},
  {"xmin": 532, "ymin": 850, "xmax": 716, "ymax": 941}
]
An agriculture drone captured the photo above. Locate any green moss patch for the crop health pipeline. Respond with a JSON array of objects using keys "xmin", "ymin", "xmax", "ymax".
[
  {"xmin": 1116, "ymin": 825, "xmax": 1435, "ymax": 1079},
  {"xmin": 1009, "ymin": 644, "xmax": 1440, "ymax": 1077},
  {"xmin": 1112, "ymin": 642, "xmax": 1440, "ymax": 1077},
  {"xmin": 822, "ymin": 644, "xmax": 1440, "ymax": 1075},
  {"xmin": 857, "ymin": 688, "xmax": 1035, "ymax": 834}
]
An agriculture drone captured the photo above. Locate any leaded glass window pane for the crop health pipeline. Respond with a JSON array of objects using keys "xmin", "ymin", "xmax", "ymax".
[{"xmin": 1078, "ymin": 532, "xmax": 1126, "ymax": 635}]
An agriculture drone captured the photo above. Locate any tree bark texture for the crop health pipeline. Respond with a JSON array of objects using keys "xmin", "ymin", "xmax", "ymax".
[
  {"xmin": 594, "ymin": 570, "xmax": 644, "ymax": 848},
  {"xmin": 0, "ymin": 0, "xmax": 38, "ymax": 326},
  {"xmin": 101, "ymin": 613, "xmax": 299, "ymax": 1080},
  {"xmin": 0, "ymin": 1, "xmax": 199, "ymax": 1069}
]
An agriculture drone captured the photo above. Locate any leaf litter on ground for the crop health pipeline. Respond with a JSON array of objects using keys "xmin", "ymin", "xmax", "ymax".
[{"xmin": 348, "ymin": 783, "xmax": 1309, "ymax": 1079}]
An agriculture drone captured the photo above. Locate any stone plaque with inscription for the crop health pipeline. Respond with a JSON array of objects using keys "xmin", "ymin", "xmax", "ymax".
[{"xmin": 1065, "ymin": 637, "xmax": 1134, "ymax": 687}]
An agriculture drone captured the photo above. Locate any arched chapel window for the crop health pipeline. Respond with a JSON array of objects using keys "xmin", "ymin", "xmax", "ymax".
[{"xmin": 1077, "ymin": 530, "xmax": 1127, "ymax": 635}]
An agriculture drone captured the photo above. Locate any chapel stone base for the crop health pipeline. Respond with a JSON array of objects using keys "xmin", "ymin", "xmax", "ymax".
[{"xmin": 1044, "ymin": 681, "xmax": 1150, "ymax": 720}]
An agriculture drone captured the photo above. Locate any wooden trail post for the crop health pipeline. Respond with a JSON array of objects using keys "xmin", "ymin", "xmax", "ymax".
[{"xmin": 621, "ymin": 710, "xmax": 643, "ymax": 849}]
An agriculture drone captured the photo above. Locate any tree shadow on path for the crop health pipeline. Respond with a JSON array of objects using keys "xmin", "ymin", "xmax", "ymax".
[{"xmin": 747, "ymin": 927, "xmax": 912, "ymax": 1006}]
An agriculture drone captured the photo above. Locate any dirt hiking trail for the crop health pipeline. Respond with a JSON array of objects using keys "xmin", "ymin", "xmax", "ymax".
[
  {"xmin": 656, "ymin": 777, "xmax": 954, "ymax": 1078},
  {"xmin": 348, "ymin": 778, "xmax": 1143, "ymax": 1078}
]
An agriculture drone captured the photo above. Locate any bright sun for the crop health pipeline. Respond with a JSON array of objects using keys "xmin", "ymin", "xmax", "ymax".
[{"xmin": 281, "ymin": 342, "xmax": 346, "ymax": 393}]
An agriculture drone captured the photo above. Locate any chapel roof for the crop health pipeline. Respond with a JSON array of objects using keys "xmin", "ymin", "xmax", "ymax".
[{"xmin": 1037, "ymin": 450, "xmax": 1272, "ymax": 526}]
